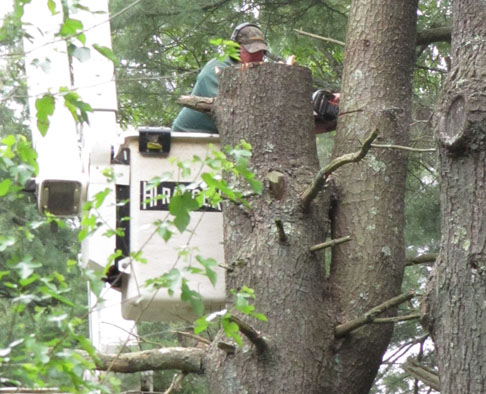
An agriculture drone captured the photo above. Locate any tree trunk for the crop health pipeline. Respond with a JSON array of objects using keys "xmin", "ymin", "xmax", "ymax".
[
  {"xmin": 206, "ymin": 62, "xmax": 334, "ymax": 393},
  {"xmin": 422, "ymin": 1, "xmax": 486, "ymax": 393},
  {"xmin": 327, "ymin": 1, "xmax": 418, "ymax": 392}
]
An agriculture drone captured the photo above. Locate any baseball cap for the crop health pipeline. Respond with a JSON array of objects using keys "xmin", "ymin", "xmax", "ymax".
[{"xmin": 235, "ymin": 25, "xmax": 269, "ymax": 53}]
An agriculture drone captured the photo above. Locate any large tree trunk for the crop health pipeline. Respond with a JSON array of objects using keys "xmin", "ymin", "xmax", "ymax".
[
  {"xmin": 203, "ymin": 2, "xmax": 418, "ymax": 393},
  {"xmin": 327, "ymin": 1, "xmax": 417, "ymax": 392},
  {"xmin": 206, "ymin": 62, "xmax": 334, "ymax": 393},
  {"xmin": 422, "ymin": 1, "xmax": 486, "ymax": 393}
]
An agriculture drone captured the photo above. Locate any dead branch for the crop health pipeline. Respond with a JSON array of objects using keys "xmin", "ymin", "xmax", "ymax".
[
  {"xmin": 176, "ymin": 95, "xmax": 214, "ymax": 113},
  {"xmin": 371, "ymin": 143, "xmax": 436, "ymax": 153},
  {"xmin": 164, "ymin": 372, "xmax": 186, "ymax": 394},
  {"xmin": 372, "ymin": 312, "xmax": 421, "ymax": 324},
  {"xmin": 229, "ymin": 315, "xmax": 268, "ymax": 353},
  {"xmin": 295, "ymin": 26, "xmax": 451, "ymax": 48},
  {"xmin": 173, "ymin": 330, "xmax": 211, "ymax": 346},
  {"xmin": 406, "ymin": 253, "xmax": 438, "ymax": 266},
  {"xmin": 294, "ymin": 29, "xmax": 346, "ymax": 46},
  {"xmin": 301, "ymin": 130, "xmax": 378, "ymax": 211},
  {"xmin": 334, "ymin": 291, "xmax": 416, "ymax": 338},
  {"xmin": 310, "ymin": 236, "xmax": 351, "ymax": 252},
  {"xmin": 403, "ymin": 358, "xmax": 440, "ymax": 391},
  {"xmin": 84, "ymin": 347, "xmax": 204, "ymax": 373},
  {"xmin": 416, "ymin": 26, "xmax": 451, "ymax": 46}
]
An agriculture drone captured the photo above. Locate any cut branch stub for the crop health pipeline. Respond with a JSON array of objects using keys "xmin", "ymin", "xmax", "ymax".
[
  {"xmin": 437, "ymin": 94, "xmax": 468, "ymax": 151},
  {"xmin": 267, "ymin": 171, "xmax": 286, "ymax": 200},
  {"xmin": 437, "ymin": 87, "xmax": 486, "ymax": 153},
  {"xmin": 229, "ymin": 315, "xmax": 269, "ymax": 353}
]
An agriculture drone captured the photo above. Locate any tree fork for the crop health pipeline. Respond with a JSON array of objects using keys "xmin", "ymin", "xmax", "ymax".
[{"xmin": 300, "ymin": 130, "xmax": 378, "ymax": 212}]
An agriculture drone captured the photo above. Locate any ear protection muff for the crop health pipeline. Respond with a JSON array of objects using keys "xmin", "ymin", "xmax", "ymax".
[{"xmin": 230, "ymin": 22, "xmax": 261, "ymax": 42}]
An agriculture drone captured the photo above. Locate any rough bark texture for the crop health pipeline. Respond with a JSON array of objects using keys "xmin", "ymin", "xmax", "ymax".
[
  {"xmin": 205, "ymin": 63, "xmax": 334, "ymax": 393},
  {"xmin": 328, "ymin": 1, "xmax": 417, "ymax": 393},
  {"xmin": 422, "ymin": 1, "xmax": 486, "ymax": 393},
  {"xmin": 89, "ymin": 347, "xmax": 204, "ymax": 373}
]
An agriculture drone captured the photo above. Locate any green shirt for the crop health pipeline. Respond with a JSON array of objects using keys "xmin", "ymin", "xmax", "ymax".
[{"xmin": 172, "ymin": 56, "xmax": 237, "ymax": 133}]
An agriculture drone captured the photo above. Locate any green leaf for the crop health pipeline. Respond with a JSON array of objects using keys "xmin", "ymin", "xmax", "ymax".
[
  {"xmin": 181, "ymin": 280, "xmax": 204, "ymax": 316},
  {"xmin": 145, "ymin": 268, "xmax": 181, "ymax": 294},
  {"xmin": 19, "ymin": 274, "xmax": 40, "ymax": 288},
  {"xmin": 157, "ymin": 221, "xmax": 173, "ymax": 242},
  {"xmin": 0, "ymin": 271, "xmax": 10, "ymax": 280},
  {"xmin": 59, "ymin": 18, "xmax": 83, "ymax": 37},
  {"xmin": 248, "ymin": 178, "xmax": 263, "ymax": 194},
  {"xmin": 94, "ymin": 188, "xmax": 110, "ymax": 209},
  {"xmin": 35, "ymin": 94, "xmax": 55, "ymax": 135},
  {"xmin": 194, "ymin": 316, "xmax": 209, "ymax": 334},
  {"xmin": 251, "ymin": 312, "xmax": 268, "ymax": 322},
  {"xmin": 169, "ymin": 190, "xmax": 199, "ymax": 233},
  {"xmin": 39, "ymin": 286, "xmax": 75, "ymax": 307},
  {"xmin": 196, "ymin": 255, "xmax": 218, "ymax": 286},
  {"xmin": 222, "ymin": 317, "xmax": 242, "ymax": 346},
  {"xmin": 60, "ymin": 87, "xmax": 92, "ymax": 124},
  {"xmin": 0, "ymin": 178, "xmax": 12, "ymax": 196},
  {"xmin": 93, "ymin": 44, "xmax": 119, "ymax": 66},
  {"xmin": 1, "ymin": 135, "xmax": 16, "ymax": 147},
  {"xmin": 47, "ymin": 0, "xmax": 56, "ymax": 14}
]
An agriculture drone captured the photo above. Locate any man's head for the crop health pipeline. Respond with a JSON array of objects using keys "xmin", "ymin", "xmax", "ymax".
[{"xmin": 231, "ymin": 23, "xmax": 268, "ymax": 62}]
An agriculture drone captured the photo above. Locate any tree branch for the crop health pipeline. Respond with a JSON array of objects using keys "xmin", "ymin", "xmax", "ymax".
[
  {"xmin": 371, "ymin": 143, "xmax": 436, "ymax": 153},
  {"xmin": 406, "ymin": 253, "xmax": 438, "ymax": 266},
  {"xmin": 301, "ymin": 130, "xmax": 378, "ymax": 211},
  {"xmin": 372, "ymin": 312, "xmax": 421, "ymax": 324},
  {"xmin": 229, "ymin": 315, "xmax": 268, "ymax": 353},
  {"xmin": 164, "ymin": 372, "xmax": 186, "ymax": 394},
  {"xmin": 309, "ymin": 236, "xmax": 351, "ymax": 252},
  {"xmin": 294, "ymin": 29, "xmax": 345, "ymax": 46},
  {"xmin": 416, "ymin": 26, "xmax": 451, "ymax": 46},
  {"xmin": 334, "ymin": 291, "xmax": 416, "ymax": 338},
  {"xmin": 143, "ymin": 0, "xmax": 231, "ymax": 17},
  {"xmin": 403, "ymin": 358, "xmax": 440, "ymax": 391},
  {"xmin": 295, "ymin": 26, "xmax": 451, "ymax": 48},
  {"xmin": 176, "ymin": 95, "xmax": 214, "ymax": 113},
  {"xmin": 86, "ymin": 347, "xmax": 205, "ymax": 373}
]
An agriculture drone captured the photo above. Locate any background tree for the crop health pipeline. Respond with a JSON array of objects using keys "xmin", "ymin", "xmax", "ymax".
[{"xmin": 422, "ymin": 0, "xmax": 486, "ymax": 393}]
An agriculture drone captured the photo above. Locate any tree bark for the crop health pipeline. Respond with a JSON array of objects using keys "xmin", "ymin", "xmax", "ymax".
[
  {"xmin": 86, "ymin": 347, "xmax": 204, "ymax": 373},
  {"xmin": 206, "ymin": 62, "xmax": 334, "ymax": 394},
  {"xmin": 327, "ymin": 1, "xmax": 418, "ymax": 393},
  {"xmin": 422, "ymin": 1, "xmax": 486, "ymax": 393}
]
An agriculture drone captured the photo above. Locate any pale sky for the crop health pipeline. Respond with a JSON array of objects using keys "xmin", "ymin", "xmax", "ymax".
[{"xmin": 0, "ymin": 2, "xmax": 12, "ymax": 21}]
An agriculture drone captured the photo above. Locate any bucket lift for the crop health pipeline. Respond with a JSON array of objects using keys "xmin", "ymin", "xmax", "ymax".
[
  {"xmin": 22, "ymin": 0, "xmax": 225, "ymax": 356},
  {"xmin": 114, "ymin": 129, "xmax": 225, "ymax": 321}
]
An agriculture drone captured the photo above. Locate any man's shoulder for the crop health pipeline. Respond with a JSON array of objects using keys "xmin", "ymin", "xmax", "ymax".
[{"xmin": 202, "ymin": 57, "xmax": 236, "ymax": 72}]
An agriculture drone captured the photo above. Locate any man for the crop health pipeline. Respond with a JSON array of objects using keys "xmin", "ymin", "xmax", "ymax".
[
  {"xmin": 172, "ymin": 23, "xmax": 339, "ymax": 134},
  {"xmin": 172, "ymin": 23, "xmax": 268, "ymax": 133}
]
